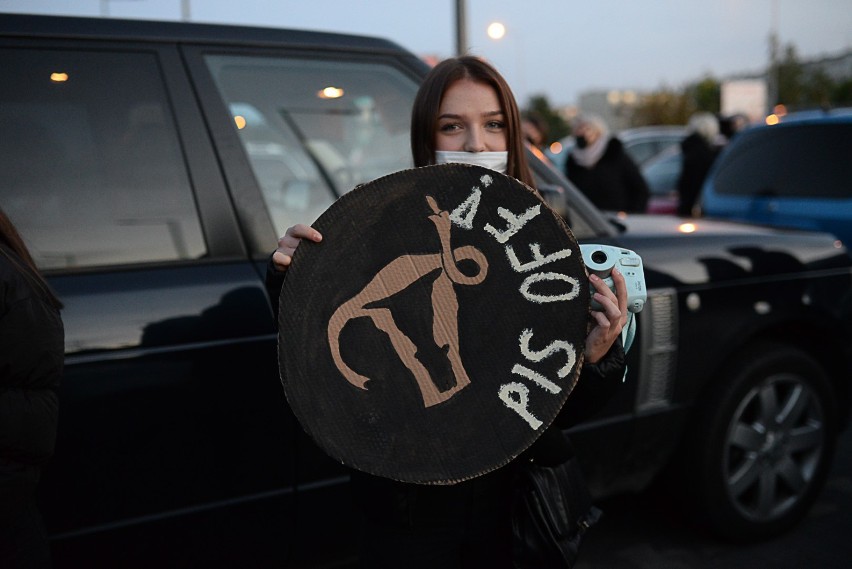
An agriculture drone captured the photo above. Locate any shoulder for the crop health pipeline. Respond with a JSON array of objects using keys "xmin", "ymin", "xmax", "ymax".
[
  {"xmin": 606, "ymin": 137, "xmax": 625, "ymax": 152},
  {"xmin": 603, "ymin": 137, "xmax": 626, "ymax": 159},
  {"xmin": 0, "ymin": 246, "xmax": 57, "ymax": 319}
]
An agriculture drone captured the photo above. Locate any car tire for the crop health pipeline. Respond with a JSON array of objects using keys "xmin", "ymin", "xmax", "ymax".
[{"xmin": 687, "ymin": 341, "xmax": 837, "ymax": 541}]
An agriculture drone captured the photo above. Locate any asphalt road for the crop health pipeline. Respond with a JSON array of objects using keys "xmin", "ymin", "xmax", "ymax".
[{"xmin": 574, "ymin": 422, "xmax": 852, "ymax": 569}]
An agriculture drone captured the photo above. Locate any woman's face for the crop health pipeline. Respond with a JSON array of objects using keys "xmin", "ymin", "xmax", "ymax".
[
  {"xmin": 434, "ymin": 78, "xmax": 508, "ymax": 152},
  {"xmin": 574, "ymin": 121, "xmax": 601, "ymax": 145}
]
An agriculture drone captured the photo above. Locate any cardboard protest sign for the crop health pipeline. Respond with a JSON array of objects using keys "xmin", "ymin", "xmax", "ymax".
[{"xmin": 278, "ymin": 164, "xmax": 590, "ymax": 484}]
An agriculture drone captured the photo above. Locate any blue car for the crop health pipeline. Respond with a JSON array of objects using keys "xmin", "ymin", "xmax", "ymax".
[{"xmin": 701, "ymin": 112, "xmax": 852, "ymax": 248}]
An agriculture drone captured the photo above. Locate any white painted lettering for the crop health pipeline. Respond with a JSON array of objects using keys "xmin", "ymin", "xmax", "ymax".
[
  {"xmin": 498, "ymin": 382, "xmax": 543, "ymax": 430},
  {"xmin": 484, "ymin": 205, "xmax": 541, "ymax": 244},
  {"xmin": 520, "ymin": 272, "xmax": 580, "ymax": 304},
  {"xmin": 511, "ymin": 364, "xmax": 561, "ymax": 394},
  {"xmin": 449, "ymin": 175, "xmax": 491, "ymax": 230},
  {"xmin": 506, "ymin": 242, "xmax": 572, "ymax": 273},
  {"xmin": 449, "ymin": 188, "xmax": 481, "ymax": 230},
  {"xmin": 518, "ymin": 329, "xmax": 576, "ymax": 379}
]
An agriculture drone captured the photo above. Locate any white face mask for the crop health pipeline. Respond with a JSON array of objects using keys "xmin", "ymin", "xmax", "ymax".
[{"xmin": 434, "ymin": 151, "xmax": 508, "ymax": 174}]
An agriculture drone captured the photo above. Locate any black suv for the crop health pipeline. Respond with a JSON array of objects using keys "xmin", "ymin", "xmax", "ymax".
[{"xmin": 2, "ymin": 14, "xmax": 851, "ymax": 568}]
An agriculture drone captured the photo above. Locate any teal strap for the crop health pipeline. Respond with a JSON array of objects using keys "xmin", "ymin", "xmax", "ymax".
[{"xmin": 620, "ymin": 312, "xmax": 637, "ymax": 382}]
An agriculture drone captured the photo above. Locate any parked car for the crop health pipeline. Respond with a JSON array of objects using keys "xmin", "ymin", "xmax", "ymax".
[
  {"xmin": 2, "ymin": 14, "xmax": 851, "ymax": 567},
  {"xmin": 547, "ymin": 125, "xmax": 686, "ymax": 174},
  {"xmin": 701, "ymin": 112, "xmax": 852, "ymax": 247},
  {"xmin": 640, "ymin": 145, "xmax": 682, "ymax": 214}
]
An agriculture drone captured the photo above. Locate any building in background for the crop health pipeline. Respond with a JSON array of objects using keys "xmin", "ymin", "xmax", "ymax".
[{"xmin": 721, "ymin": 79, "xmax": 768, "ymax": 124}]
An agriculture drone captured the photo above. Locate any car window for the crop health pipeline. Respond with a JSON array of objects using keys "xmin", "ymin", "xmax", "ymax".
[
  {"xmin": 713, "ymin": 123, "xmax": 852, "ymax": 199},
  {"xmin": 0, "ymin": 47, "xmax": 206, "ymax": 270},
  {"xmin": 204, "ymin": 55, "xmax": 419, "ymax": 236},
  {"xmin": 642, "ymin": 148, "xmax": 682, "ymax": 195},
  {"xmin": 624, "ymin": 137, "xmax": 681, "ymax": 166},
  {"xmin": 624, "ymin": 140, "xmax": 663, "ymax": 165}
]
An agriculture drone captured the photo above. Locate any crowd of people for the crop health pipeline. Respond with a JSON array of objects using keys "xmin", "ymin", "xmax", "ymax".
[{"xmin": 556, "ymin": 110, "xmax": 746, "ymax": 218}]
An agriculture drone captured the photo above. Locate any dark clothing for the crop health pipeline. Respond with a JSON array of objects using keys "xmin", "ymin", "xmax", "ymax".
[
  {"xmin": 351, "ymin": 345, "xmax": 625, "ymax": 568},
  {"xmin": 565, "ymin": 137, "xmax": 650, "ymax": 213},
  {"xmin": 677, "ymin": 133, "xmax": 719, "ymax": 217},
  {"xmin": 0, "ymin": 244, "xmax": 64, "ymax": 568},
  {"xmin": 266, "ymin": 258, "xmax": 625, "ymax": 568}
]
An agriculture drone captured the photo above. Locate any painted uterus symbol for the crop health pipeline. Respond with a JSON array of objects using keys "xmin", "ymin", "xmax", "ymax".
[{"xmin": 327, "ymin": 195, "xmax": 488, "ymax": 407}]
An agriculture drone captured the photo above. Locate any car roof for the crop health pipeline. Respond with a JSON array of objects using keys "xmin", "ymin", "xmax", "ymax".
[
  {"xmin": 0, "ymin": 12, "xmax": 410, "ymax": 55},
  {"xmin": 777, "ymin": 108, "xmax": 852, "ymax": 124},
  {"xmin": 618, "ymin": 125, "xmax": 687, "ymax": 140}
]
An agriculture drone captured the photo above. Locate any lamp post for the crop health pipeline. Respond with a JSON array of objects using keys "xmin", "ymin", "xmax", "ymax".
[
  {"xmin": 456, "ymin": 0, "xmax": 467, "ymax": 56},
  {"xmin": 99, "ymin": 0, "xmax": 144, "ymax": 17},
  {"xmin": 767, "ymin": 0, "xmax": 780, "ymax": 111}
]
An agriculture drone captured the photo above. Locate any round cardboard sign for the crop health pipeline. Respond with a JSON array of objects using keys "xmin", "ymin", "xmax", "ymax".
[{"xmin": 278, "ymin": 164, "xmax": 590, "ymax": 484}]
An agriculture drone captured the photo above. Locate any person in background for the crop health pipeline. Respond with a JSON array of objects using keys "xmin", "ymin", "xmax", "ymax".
[
  {"xmin": 267, "ymin": 56, "xmax": 628, "ymax": 568},
  {"xmin": 521, "ymin": 110, "xmax": 548, "ymax": 150},
  {"xmin": 0, "ymin": 208, "xmax": 64, "ymax": 568},
  {"xmin": 677, "ymin": 112, "xmax": 721, "ymax": 217},
  {"xmin": 564, "ymin": 113, "xmax": 649, "ymax": 213},
  {"xmin": 719, "ymin": 112, "xmax": 749, "ymax": 143}
]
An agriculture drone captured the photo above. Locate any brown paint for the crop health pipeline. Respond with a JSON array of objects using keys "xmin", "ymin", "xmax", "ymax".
[{"xmin": 327, "ymin": 195, "xmax": 488, "ymax": 407}]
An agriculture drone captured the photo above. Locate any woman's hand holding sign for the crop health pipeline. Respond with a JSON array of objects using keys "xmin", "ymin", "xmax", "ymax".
[{"xmin": 272, "ymin": 223, "xmax": 322, "ymax": 272}]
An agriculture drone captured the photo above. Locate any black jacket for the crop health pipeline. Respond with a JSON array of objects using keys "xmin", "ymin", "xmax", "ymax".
[
  {"xmin": 566, "ymin": 138, "xmax": 650, "ymax": 213},
  {"xmin": 0, "ymin": 245, "xmax": 64, "ymax": 523},
  {"xmin": 677, "ymin": 133, "xmax": 719, "ymax": 217}
]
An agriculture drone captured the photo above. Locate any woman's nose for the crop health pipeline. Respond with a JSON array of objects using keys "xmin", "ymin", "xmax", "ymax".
[{"xmin": 463, "ymin": 128, "xmax": 487, "ymax": 152}]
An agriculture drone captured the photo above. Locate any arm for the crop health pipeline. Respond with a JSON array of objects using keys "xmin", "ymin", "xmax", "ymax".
[
  {"xmin": 0, "ymin": 297, "xmax": 63, "ymax": 464},
  {"xmin": 551, "ymin": 267, "xmax": 628, "ymax": 429},
  {"xmin": 265, "ymin": 223, "xmax": 323, "ymax": 318}
]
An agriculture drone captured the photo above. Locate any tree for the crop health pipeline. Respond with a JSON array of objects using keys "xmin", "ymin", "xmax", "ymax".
[
  {"xmin": 631, "ymin": 88, "xmax": 691, "ymax": 126},
  {"xmin": 775, "ymin": 44, "xmax": 805, "ymax": 107},
  {"xmin": 832, "ymin": 78, "xmax": 852, "ymax": 107},
  {"xmin": 803, "ymin": 68, "xmax": 834, "ymax": 109},
  {"xmin": 690, "ymin": 77, "xmax": 721, "ymax": 113}
]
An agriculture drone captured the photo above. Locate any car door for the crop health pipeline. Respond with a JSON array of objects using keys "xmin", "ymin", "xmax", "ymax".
[{"xmin": 0, "ymin": 38, "xmax": 295, "ymax": 565}]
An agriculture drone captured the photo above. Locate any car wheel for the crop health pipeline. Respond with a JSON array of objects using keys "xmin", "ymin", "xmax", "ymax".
[{"xmin": 688, "ymin": 342, "xmax": 837, "ymax": 541}]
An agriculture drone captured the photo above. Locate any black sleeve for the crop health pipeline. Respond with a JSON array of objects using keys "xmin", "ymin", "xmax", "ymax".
[
  {"xmin": 553, "ymin": 338, "xmax": 626, "ymax": 429},
  {"xmin": 264, "ymin": 256, "xmax": 286, "ymax": 325},
  {"xmin": 621, "ymin": 154, "xmax": 650, "ymax": 213},
  {"xmin": 0, "ymin": 297, "xmax": 63, "ymax": 465}
]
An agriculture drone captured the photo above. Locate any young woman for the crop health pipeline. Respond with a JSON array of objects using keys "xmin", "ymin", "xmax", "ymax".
[
  {"xmin": 0, "ymin": 208, "xmax": 64, "ymax": 568},
  {"xmin": 268, "ymin": 56, "xmax": 627, "ymax": 567}
]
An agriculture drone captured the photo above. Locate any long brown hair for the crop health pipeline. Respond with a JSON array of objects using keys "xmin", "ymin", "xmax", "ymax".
[
  {"xmin": 410, "ymin": 56, "xmax": 535, "ymax": 188},
  {"xmin": 0, "ymin": 208, "xmax": 62, "ymax": 310}
]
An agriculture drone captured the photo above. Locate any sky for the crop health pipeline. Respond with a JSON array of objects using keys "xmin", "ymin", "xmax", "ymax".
[{"xmin": 2, "ymin": 0, "xmax": 851, "ymax": 107}]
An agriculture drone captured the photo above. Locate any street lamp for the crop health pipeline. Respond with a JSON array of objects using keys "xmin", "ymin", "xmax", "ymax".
[{"xmin": 487, "ymin": 22, "xmax": 506, "ymax": 41}]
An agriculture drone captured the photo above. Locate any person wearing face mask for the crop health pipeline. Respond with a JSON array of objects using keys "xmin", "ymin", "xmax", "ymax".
[
  {"xmin": 565, "ymin": 114, "xmax": 649, "ymax": 213},
  {"xmin": 267, "ymin": 56, "xmax": 628, "ymax": 568}
]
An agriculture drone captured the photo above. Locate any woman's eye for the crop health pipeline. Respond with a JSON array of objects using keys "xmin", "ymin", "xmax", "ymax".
[
  {"xmin": 439, "ymin": 123, "xmax": 462, "ymax": 132},
  {"xmin": 486, "ymin": 120, "xmax": 506, "ymax": 130}
]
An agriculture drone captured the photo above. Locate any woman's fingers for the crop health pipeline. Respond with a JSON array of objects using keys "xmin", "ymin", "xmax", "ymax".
[
  {"xmin": 585, "ymin": 268, "xmax": 628, "ymax": 363},
  {"xmin": 272, "ymin": 224, "xmax": 323, "ymax": 272}
]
